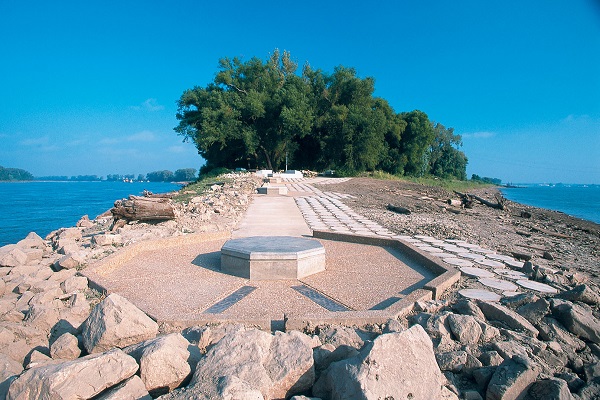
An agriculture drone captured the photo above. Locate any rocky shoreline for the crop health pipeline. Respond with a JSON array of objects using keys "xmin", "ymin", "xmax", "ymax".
[{"xmin": 0, "ymin": 173, "xmax": 599, "ymax": 399}]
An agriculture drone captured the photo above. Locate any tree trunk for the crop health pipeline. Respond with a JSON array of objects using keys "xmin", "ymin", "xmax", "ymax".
[
  {"xmin": 111, "ymin": 196, "xmax": 175, "ymax": 221},
  {"xmin": 260, "ymin": 146, "xmax": 273, "ymax": 171}
]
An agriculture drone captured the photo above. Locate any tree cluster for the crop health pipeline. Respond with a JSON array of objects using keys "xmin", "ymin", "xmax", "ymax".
[
  {"xmin": 175, "ymin": 50, "xmax": 468, "ymax": 179},
  {"xmin": 0, "ymin": 166, "xmax": 34, "ymax": 181},
  {"xmin": 146, "ymin": 168, "xmax": 197, "ymax": 182},
  {"xmin": 471, "ymin": 174, "xmax": 502, "ymax": 185}
]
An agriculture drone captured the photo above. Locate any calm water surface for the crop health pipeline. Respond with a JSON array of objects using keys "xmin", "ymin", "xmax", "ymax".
[
  {"xmin": 0, "ymin": 181, "xmax": 180, "ymax": 246},
  {"xmin": 501, "ymin": 184, "xmax": 600, "ymax": 224}
]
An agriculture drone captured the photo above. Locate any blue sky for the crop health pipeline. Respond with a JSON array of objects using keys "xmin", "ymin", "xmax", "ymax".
[{"xmin": 1, "ymin": 1, "xmax": 599, "ymax": 183}]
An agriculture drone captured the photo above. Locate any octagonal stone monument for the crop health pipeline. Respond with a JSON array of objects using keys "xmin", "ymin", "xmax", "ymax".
[{"xmin": 220, "ymin": 236, "xmax": 326, "ymax": 280}]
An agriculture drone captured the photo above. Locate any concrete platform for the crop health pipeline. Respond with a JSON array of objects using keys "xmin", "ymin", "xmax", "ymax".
[
  {"xmin": 221, "ymin": 236, "xmax": 326, "ymax": 280},
  {"xmin": 82, "ymin": 187, "xmax": 461, "ymax": 331}
]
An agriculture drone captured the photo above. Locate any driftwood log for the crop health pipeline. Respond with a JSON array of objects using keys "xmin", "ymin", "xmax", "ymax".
[
  {"xmin": 453, "ymin": 191, "xmax": 505, "ymax": 210},
  {"xmin": 452, "ymin": 192, "xmax": 474, "ymax": 209},
  {"xmin": 111, "ymin": 195, "xmax": 175, "ymax": 221},
  {"xmin": 386, "ymin": 204, "xmax": 411, "ymax": 215}
]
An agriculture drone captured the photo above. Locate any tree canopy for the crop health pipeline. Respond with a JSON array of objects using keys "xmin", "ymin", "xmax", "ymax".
[
  {"xmin": 0, "ymin": 166, "xmax": 34, "ymax": 181},
  {"xmin": 175, "ymin": 50, "xmax": 468, "ymax": 179}
]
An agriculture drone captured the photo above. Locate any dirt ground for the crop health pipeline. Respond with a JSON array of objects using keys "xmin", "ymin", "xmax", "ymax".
[{"xmin": 315, "ymin": 178, "xmax": 600, "ymax": 287}]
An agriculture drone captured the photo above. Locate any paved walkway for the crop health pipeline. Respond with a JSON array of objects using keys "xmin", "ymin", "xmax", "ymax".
[{"xmin": 232, "ymin": 195, "xmax": 311, "ymax": 238}]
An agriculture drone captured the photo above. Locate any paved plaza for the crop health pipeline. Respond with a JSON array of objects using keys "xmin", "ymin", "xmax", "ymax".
[{"xmin": 84, "ymin": 176, "xmax": 545, "ymax": 330}]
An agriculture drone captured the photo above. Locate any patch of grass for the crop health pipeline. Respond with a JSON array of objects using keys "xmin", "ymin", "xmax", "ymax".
[
  {"xmin": 363, "ymin": 170, "xmax": 493, "ymax": 192},
  {"xmin": 173, "ymin": 169, "xmax": 234, "ymax": 203}
]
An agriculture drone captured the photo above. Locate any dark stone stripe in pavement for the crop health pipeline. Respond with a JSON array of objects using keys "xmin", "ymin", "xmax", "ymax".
[
  {"xmin": 204, "ymin": 286, "xmax": 257, "ymax": 314},
  {"xmin": 369, "ymin": 296, "xmax": 401, "ymax": 310},
  {"xmin": 292, "ymin": 285, "xmax": 350, "ymax": 312}
]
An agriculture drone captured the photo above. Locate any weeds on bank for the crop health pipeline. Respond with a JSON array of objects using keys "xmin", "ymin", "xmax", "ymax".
[
  {"xmin": 173, "ymin": 169, "xmax": 234, "ymax": 203},
  {"xmin": 364, "ymin": 170, "xmax": 493, "ymax": 192}
]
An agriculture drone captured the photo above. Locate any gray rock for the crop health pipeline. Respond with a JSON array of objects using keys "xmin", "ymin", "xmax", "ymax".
[
  {"xmin": 452, "ymin": 298, "xmax": 485, "ymax": 320},
  {"xmin": 124, "ymin": 333, "xmax": 191, "ymax": 395},
  {"xmin": 17, "ymin": 233, "xmax": 45, "ymax": 249},
  {"xmin": 56, "ymin": 254, "xmax": 84, "ymax": 270},
  {"xmin": 92, "ymin": 234, "xmax": 123, "ymax": 247},
  {"xmin": 552, "ymin": 299, "xmax": 600, "ymax": 344},
  {"xmin": 383, "ymin": 318, "xmax": 405, "ymax": 333},
  {"xmin": 82, "ymin": 293, "xmax": 159, "ymax": 353},
  {"xmin": 166, "ymin": 329, "xmax": 314, "ymax": 400},
  {"xmin": 527, "ymin": 377, "xmax": 573, "ymax": 400},
  {"xmin": 486, "ymin": 356, "xmax": 540, "ymax": 400},
  {"xmin": 463, "ymin": 390, "xmax": 484, "ymax": 400},
  {"xmin": 537, "ymin": 317, "xmax": 586, "ymax": 352},
  {"xmin": 182, "ymin": 323, "xmax": 249, "ymax": 352},
  {"xmin": 7, "ymin": 348, "xmax": 138, "ymax": 400},
  {"xmin": 0, "ymin": 353, "xmax": 23, "ymax": 381},
  {"xmin": 473, "ymin": 366, "xmax": 497, "ymax": 392},
  {"xmin": 448, "ymin": 313, "xmax": 482, "ymax": 345},
  {"xmin": 555, "ymin": 372, "xmax": 585, "ymax": 393},
  {"xmin": 477, "ymin": 300, "xmax": 539, "ymax": 337},
  {"xmin": 500, "ymin": 292, "xmax": 538, "ymax": 309},
  {"xmin": 436, "ymin": 350, "xmax": 468, "ymax": 372},
  {"xmin": 584, "ymin": 362, "xmax": 600, "ymax": 382},
  {"xmin": 313, "ymin": 343, "xmax": 358, "ymax": 373},
  {"xmin": 57, "ymin": 228, "xmax": 83, "ymax": 242},
  {"xmin": 493, "ymin": 341, "xmax": 529, "ymax": 361},
  {"xmin": 22, "ymin": 249, "xmax": 43, "ymax": 264},
  {"xmin": 0, "ymin": 249, "xmax": 27, "ymax": 268},
  {"xmin": 317, "ymin": 326, "xmax": 364, "ymax": 350},
  {"xmin": 50, "ymin": 332, "xmax": 81, "ymax": 360},
  {"xmin": 76, "ymin": 215, "xmax": 95, "ymax": 228},
  {"xmin": 313, "ymin": 325, "xmax": 445, "ymax": 400},
  {"xmin": 558, "ymin": 284, "xmax": 600, "ymax": 305},
  {"xmin": 480, "ymin": 321, "xmax": 501, "ymax": 342},
  {"xmin": 0, "ymin": 353, "xmax": 22, "ymax": 400},
  {"xmin": 516, "ymin": 298, "xmax": 550, "ymax": 325},
  {"xmin": 480, "ymin": 351, "xmax": 505, "ymax": 367},
  {"xmin": 60, "ymin": 276, "xmax": 88, "ymax": 293},
  {"xmin": 577, "ymin": 380, "xmax": 600, "ymax": 400},
  {"xmin": 24, "ymin": 350, "xmax": 52, "ymax": 369},
  {"xmin": 23, "ymin": 304, "xmax": 60, "ymax": 333},
  {"xmin": 96, "ymin": 375, "xmax": 152, "ymax": 400}
]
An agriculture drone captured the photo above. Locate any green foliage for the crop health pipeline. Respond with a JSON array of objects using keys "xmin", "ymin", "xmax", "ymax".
[
  {"xmin": 471, "ymin": 174, "xmax": 502, "ymax": 185},
  {"xmin": 0, "ymin": 166, "xmax": 34, "ymax": 181},
  {"xmin": 176, "ymin": 50, "xmax": 468, "ymax": 180},
  {"xmin": 146, "ymin": 170, "xmax": 175, "ymax": 182},
  {"xmin": 174, "ymin": 168, "xmax": 197, "ymax": 182},
  {"xmin": 427, "ymin": 123, "xmax": 468, "ymax": 180}
]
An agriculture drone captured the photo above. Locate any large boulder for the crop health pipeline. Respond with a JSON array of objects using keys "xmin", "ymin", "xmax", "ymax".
[
  {"xmin": 447, "ymin": 313, "xmax": 482, "ymax": 345},
  {"xmin": 486, "ymin": 355, "xmax": 540, "ymax": 400},
  {"xmin": 96, "ymin": 375, "xmax": 152, "ymax": 400},
  {"xmin": 313, "ymin": 324, "xmax": 445, "ymax": 400},
  {"xmin": 551, "ymin": 299, "xmax": 600, "ymax": 344},
  {"xmin": 558, "ymin": 284, "xmax": 600, "ymax": 305},
  {"xmin": 164, "ymin": 329, "xmax": 314, "ymax": 400},
  {"xmin": 82, "ymin": 293, "xmax": 159, "ymax": 353},
  {"xmin": 0, "ymin": 249, "xmax": 27, "ymax": 268},
  {"xmin": 527, "ymin": 377, "xmax": 573, "ymax": 400},
  {"xmin": 124, "ymin": 333, "xmax": 191, "ymax": 395},
  {"xmin": 50, "ymin": 332, "xmax": 81, "ymax": 360},
  {"xmin": 477, "ymin": 301, "xmax": 539, "ymax": 337},
  {"xmin": 7, "ymin": 348, "xmax": 138, "ymax": 400}
]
